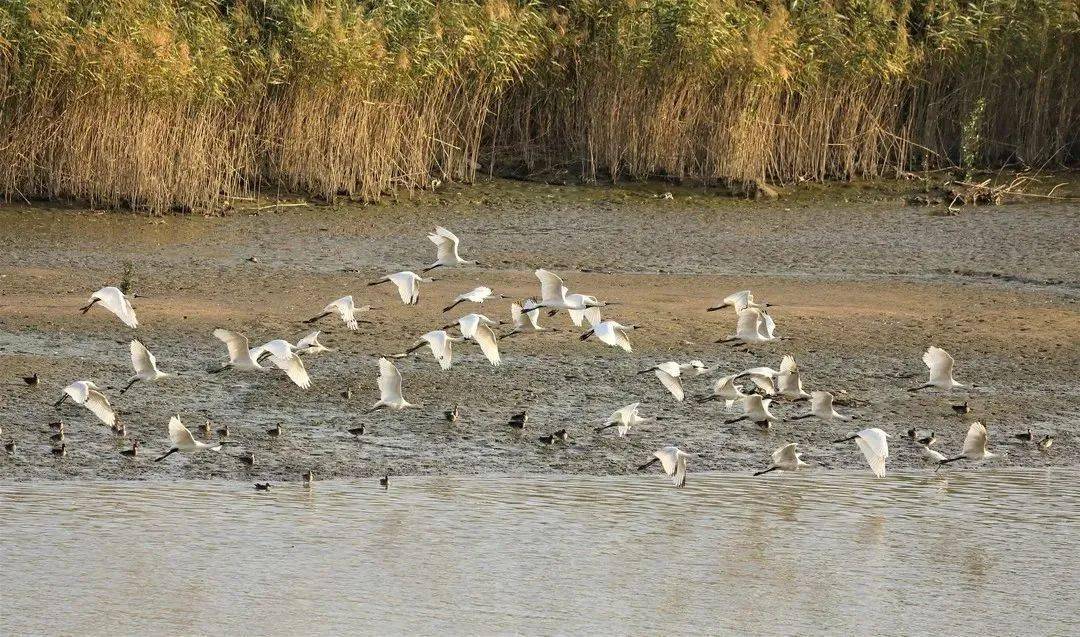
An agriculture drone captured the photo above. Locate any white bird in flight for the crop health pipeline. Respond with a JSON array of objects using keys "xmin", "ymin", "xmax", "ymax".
[
  {"xmin": 424, "ymin": 226, "xmax": 477, "ymax": 272},
  {"xmin": 735, "ymin": 365, "xmax": 781, "ymax": 396},
  {"xmin": 718, "ymin": 307, "xmax": 777, "ymax": 346},
  {"xmin": 254, "ymin": 340, "xmax": 312, "ymax": 389},
  {"xmin": 211, "ymin": 329, "xmax": 264, "ymax": 373},
  {"xmin": 775, "ymin": 355, "xmax": 811, "ymax": 400},
  {"xmin": 939, "ymin": 422, "xmax": 997, "ymax": 466},
  {"xmin": 506, "ymin": 299, "xmax": 546, "ymax": 335},
  {"xmin": 121, "ymin": 340, "xmax": 168, "ymax": 393},
  {"xmin": 920, "ymin": 445, "xmax": 947, "ymax": 463},
  {"xmin": 533, "ymin": 269, "xmax": 601, "ymax": 312},
  {"xmin": 580, "ymin": 320, "xmax": 636, "ymax": 352},
  {"xmin": 155, "ymin": 415, "xmax": 222, "ymax": 461},
  {"xmin": 698, "ymin": 374, "xmax": 749, "ymax": 409},
  {"xmin": 295, "ymin": 331, "xmax": 331, "ymax": 355},
  {"xmin": 371, "ymin": 357, "xmax": 416, "ymax": 411},
  {"xmin": 639, "ymin": 361, "xmax": 708, "ymax": 401},
  {"xmin": 910, "ymin": 346, "xmax": 965, "ymax": 391},
  {"xmin": 394, "ymin": 330, "xmax": 461, "ymax": 370},
  {"xmin": 445, "ymin": 314, "xmax": 502, "ymax": 366},
  {"xmin": 563, "ymin": 293, "xmax": 604, "ymax": 327},
  {"xmin": 368, "ymin": 271, "xmax": 433, "ymax": 305},
  {"xmin": 442, "ymin": 286, "xmax": 503, "ymax": 313},
  {"xmin": 306, "ymin": 295, "xmax": 370, "ymax": 330},
  {"xmin": 833, "ymin": 428, "xmax": 890, "ymax": 478},
  {"xmin": 707, "ymin": 290, "xmax": 769, "ymax": 313},
  {"xmin": 753, "ymin": 443, "xmax": 807, "ymax": 476},
  {"xmin": 725, "ymin": 394, "xmax": 780, "ymax": 428},
  {"xmin": 80, "ymin": 286, "xmax": 138, "ymax": 328},
  {"xmin": 55, "ymin": 380, "xmax": 115, "ymax": 427},
  {"xmin": 595, "ymin": 402, "xmax": 649, "ymax": 436},
  {"xmin": 791, "ymin": 391, "xmax": 850, "ymax": 422},
  {"xmin": 638, "ymin": 446, "xmax": 691, "ymax": 487}
]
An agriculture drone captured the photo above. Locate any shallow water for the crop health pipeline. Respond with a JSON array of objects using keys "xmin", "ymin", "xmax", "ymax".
[{"xmin": 2, "ymin": 470, "xmax": 1077, "ymax": 635}]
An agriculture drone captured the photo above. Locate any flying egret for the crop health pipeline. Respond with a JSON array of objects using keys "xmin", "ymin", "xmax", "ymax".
[
  {"xmin": 80, "ymin": 286, "xmax": 138, "ymax": 328},
  {"xmin": 790, "ymin": 391, "xmax": 850, "ymax": 422},
  {"xmin": 707, "ymin": 290, "xmax": 770, "ymax": 312},
  {"xmin": 254, "ymin": 340, "xmax": 311, "ymax": 388},
  {"xmin": 394, "ymin": 330, "xmax": 460, "ymax": 370},
  {"xmin": 120, "ymin": 339, "xmax": 168, "ymax": 394},
  {"xmin": 725, "ymin": 395, "xmax": 780, "ymax": 428},
  {"xmin": 506, "ymin": 299, "xmax": 545, "ymax": 334},
  {"xmin": 595, "ymin": 402, "xmax": 648, "ymax": 436},
  {"xmin": 698, "ymin": 374, "xmax": 750, "ymax": 409},
  {"xmin": 155, "ymin": 415, "xmax": 222, "ymax": 461},
  {"xmin": 833, "ymin": 428, "xmax": 890, "ymax": 478},
  {"xmin": 56, "ymin": 380, "xmax": 115, "ymax": 427},
  {"xmin": 564, "ymin": 293, "xmax": 604, "ymax": 327},
  {"xmin": 446, "ymin": 313, "xmax": 500, "ymax": 340},
  {"xmin": 717, "ymin": 307, "xmax": 777, "ymax": 346},
  {"xmin": 735, "ymin": 365, "xmax": 780, "ymax": 396},
  {"xmin": 424, "ymin": 226, "xmax": 477, "ymax": 271},
  {"xmin": 371, "ymin": 358, "xmax": 415, "ymax": 411},
  {"xmin": 753, "ymin": 443, "xmax": 807, "ymax": 476},
  {"xmin": 638, "ymin": 446, "xmax": 691, "ymax": 487},
  {"xmin": 775, "ymin": 355, "xmax": 811, "ymax": 400},
  {"xmin": 295, "ymin": 331, "xmax": 331, "ymax": 355},
  {"xmin": 368, "ymin": 271, "xmax": 433, "ymax": 305},
  {"xmin": 909, "ymin": 346, "xmax": 965, "ymax": 391},
  {"xmin": 442, "ymin": 286, "xmax": 503, "ymax": 313},
  {"xmin": 211, "ymin": 329, "xmax": 265, "ymax": 373},
  {"xmin": 939, "ymin": 422, "xmax": 996, "ymax": 465},
  {"xmin": 306, "ymin": 295, "xmax": 370, "ymax": 330},
  {"xmin": 533, "ymin": 269, "xmax": 601, "ymax": 312},
  {"xmin": 640, "ymin": 362, "xmax": 687, "ymax": 401},
  {"xmin": 920, "ymin": 445, "xmax": 947, "ymax": 463},
  {"xmin": 580, "ymin": 321, "xmax": 636, "ymax": 352}
]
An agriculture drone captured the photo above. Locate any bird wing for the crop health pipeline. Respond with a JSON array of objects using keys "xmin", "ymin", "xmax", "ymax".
[
  {"xmin": 510, "ymin": 303, "xmax": 524, "ymax": 328},
  {"xmin": 924, "ymin": 346, "xmax": 955, "ymax": 384},
  {"xmin": 656, "ymin": 448, "xmax": 679, "ymax": 476},
  {"xmin": 773, "ymin": 443, "xmax": 799, "ymax": 465},
  {"xmin": 474, "ymin": 325, "xmax": 502, "ymax": 366},
  {"xmin": 97, "ymin": 287, "xmax": 138, "ymax": 328},
  {"xmin": 534, "ymin": 269, "xmax": 565, "ymax": 303},
  {"xmin": 130, "ymin": 340, "xmax": 157, "ymax": 376},
  {"xmin": 428, "ymin": 230, "xmax": 457, "ymax": 261},
  {"xmin": 748, "ymin": 374, "xmax": 776, "ymax": 396},
  {"xmin": 378, "ymin": 358, "xmax": 404, "ymax": 402},
  {"xmin": 168, "ymin": 415, "xmax": 195, "ymax": 448},
  {"xmin": 712, "ymin": 374, "xmax": 740, "ymax": 398},
  {"xmin": 332, "ymin": 296, "xmax": 358, "ymax": 330},
  {"xmin": 433, "ymin": 225, "xmax": 460, "ymax": 245},
  {"xmin": 214, "ymin": 329, "xmax": 251, "ymax": 364},
  {"xmin": 610, "ymin": 402, "xmax": 639, "ymax": 424},
  {"xmin": 760, "ymin": 312, "xmax": 777, "ymax": 338},
  {"xmin": 672, "ymin": 457, "xmax": 687, "ymax": 487},
  {"xmin": 777, "ymin": 370, "xmax": 804, "ymax": 396},
  {"xmin": 962, "ymin": 422, "xmax": 988, "ymax": 457},
  {"xmin": 296, "ymin": 331, "xmax": 322, "ymax": 350},
  {"xmin": 780, "ymin": 355, "xmax": 797, "ymax": 373},
  {"xmin": 423, "ymin": 331, "xmax": 453, "ymax": 370},
  {"xmin": 582, "ymin": 306, "xmax": 602, "ymax": 327},
  {"xmin": 654, "ymin": 369, "xmax": 685, "ymax": 401},
  {"xmin": 810, "ymin": 391, "xmax": 831, "ymax": 412},
  {"xmin": 458, "ymin": 314, "xmax": 481, "ymax": 339},
  {"xmin": 855, "ymin": 429, "xmax": 889, "ymax": 478},
  {"xmin": 270, "ymin": 351, "xmax": 311, "ymax": 389},
  {"xmin": 725, "ymin": 290, "xmax": 752, "ymax": 309},
  {"xmin": 567, "ymin": 307, "xmax": 585, "ymax": 326},
  {"xmin": 389, "ymin": 274, "xmax": 413, "ymax": 304},
  {"xmin": 654, "ymin": 361, "xmax": 682, "ymax": 377},
  {"xmin": 84, "ymin": 389, "xmax": 116, "ymax": 426},
  {"xmin": 734, "ymin": 308, "xmax": 761, "ymax": 338},
  {"xmin": 64, "ymin": 382, "xmax": 89, "ymax": 403}
]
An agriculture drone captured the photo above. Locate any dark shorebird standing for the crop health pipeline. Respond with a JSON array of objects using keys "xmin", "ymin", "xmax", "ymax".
[
  {"xmin": 267, "ymin": 424, "xmax": 283, "ymax": 439},
  {"xmin": 444, "ymin": 405, "xmax": 460, "ymax": 423},
  {"xmin": 951, "ymin": 401, "xmax": 971, "ymax": 416},
  {"xmin": 507, "ymin": 411, "xmax": 528, "ymax": 429},
  {"xmin": 254, "ymin": 482, "xmax": 272, "ymax": 491},
  {"xmin": 52, "ymin": 443, "xmax": 66, "ymax": 457},
  {"xmin": 379, "ymin": 474, "xmax": 389, "ymax": 489},
  {"xmin": 1014, "ymin": 428, "xmax": 1034, "ymax": 443},
  {"xmin": 23, "ymin": 372, "xmax": 40, "ymax": 386},
  {"xmin": 239, "ymin": 451, "xmax": 255, "ymax": 467},
  {"xmin": 347, "ymin": 425, "xmax": 366, "ymax": 438}
]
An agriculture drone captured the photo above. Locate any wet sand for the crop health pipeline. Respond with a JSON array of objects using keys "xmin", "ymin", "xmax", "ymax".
[{"xmin": 1, "ymin": 179, "xmax": 1078, "ymax": 480}]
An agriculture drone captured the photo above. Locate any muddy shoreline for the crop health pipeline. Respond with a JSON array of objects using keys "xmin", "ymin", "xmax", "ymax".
[{"xmin": 1, "ymin": 179, "xmax": 1078, "ymax": 481}]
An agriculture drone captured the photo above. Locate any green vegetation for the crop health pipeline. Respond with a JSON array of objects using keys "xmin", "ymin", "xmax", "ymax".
[{"xmin": 1, "ymin": 0, "xmax": 1076, "ymax": 213}]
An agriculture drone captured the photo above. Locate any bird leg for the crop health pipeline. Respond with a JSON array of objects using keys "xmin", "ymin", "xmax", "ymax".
[
  {"xmin": 154, "ymin": 447, "xmax": 179, "ymax": 462},
  {"xmin": 724, "ymin": 416, "xmax": 747, "ymax": 424},
  {"xmin": 907, "ymin": 383, "xmax": 932, "ymax": 392},
  {"xmin": 79, "ymin": 299, "xmax": 100, "ymax": 314},
  {"xmin": 367, "ymin": 278, "xmax": 389, "ymax": 287},
  {"xmin": 637, "ymin": 457, "xmax": 660, "ymax": 471},
  {"xmin": 579, "ymin": 330, "xmax": 595, "ymax": 342},
  {"xmin": 304, "ymin": 311, "xmax": 332, "ymax": 324},
  {"xmin": 705, "ymin": 304, "xmax": 727, "ymax": 312},
  {"xmin": 118, "ymin": 378, "xmax": 139, "ymax": 394},
  {"xmin": 832, "ymin": 435, "xmax": 859, "ymax": 443},
  {"xmin": 753, "ymin": 466, "xmax": 779, "ymax": 476},
  {"xmin": 790, "ymin": 414, "xmax": 813, "ymax": 420},
  {"xmin": 209, "ymin": 364, "xmax": 231, "ymax": 374},
  {"xmin": 441, "ymin": 300, "xmax": 463, "ymax": 313},
  {"xmin": 421, "ymin": 263, "xmax": 443, "ymax": 273},
  {"xmin": 594, "ymin": 423, "xmax": 619, "ymax": 433},
  {"xmin": 54, "ymin": 394, "xmax": 69, "ymax": 407}
]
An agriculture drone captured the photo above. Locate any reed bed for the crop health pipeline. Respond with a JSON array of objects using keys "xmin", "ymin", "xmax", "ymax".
[{"xmin": 1, "ymin": 0, "xmax": 1076, "ymax": 213}]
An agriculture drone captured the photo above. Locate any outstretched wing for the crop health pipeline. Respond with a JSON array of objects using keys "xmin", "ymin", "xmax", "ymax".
[
  {"xmin": 474, "ymin": 325, "xmax": 501, "ymax": 366},
  {"xmin": 534, "ymin": 269, "xmax": 565, "ymax": 303},
  {"xmin": 130, "ymin": 340, "xmax": 158, "ymax": 376},
  {"xmin": 168, "ymin": 415, "xmax": 195, "ymax": 448},
  {"xmin": 378, "ymin": 357, "xmax": 404, "ymax": 402},
  {"xmin": 84, "ymin": 389, "xmax": 116, "ymax": 426},
  {"xmin": 772, "ymin": 443, "xmax": 799, "ymax": 466},
  {"xmin": 855, "ymin": 429, "xmax": 889, "ymax": 478},
  {"xmin": 97, "ymin": 287, "xmax": 138, "ymax": 328},
  {"xmin": 270, "ymin": 351, "xmax": 311, "ymax": 389},
  {"xmin": 924, "ymin": 346, "xmax": 955, "ymax": 385},
  {"xmin": 654, "ymin": 369, "xmax": 684, "ymax": 401},
  {"xmin": 962, "ymin": 422, "xmax": 988, "ymax": 457},
  {"xmin": 213, "ymin": 329, "xmax": 250, "ymax": 364}
]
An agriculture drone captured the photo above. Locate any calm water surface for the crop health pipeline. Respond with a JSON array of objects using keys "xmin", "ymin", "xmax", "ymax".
[{"xmin": 2, "ymin": 471, "xmax": 1078, "ymax": 635}]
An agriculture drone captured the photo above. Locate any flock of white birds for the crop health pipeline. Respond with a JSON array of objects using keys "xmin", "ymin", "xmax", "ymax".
[{"xmin": 22, "ymin": 225, "xmax": 1055, "ymax": 487}]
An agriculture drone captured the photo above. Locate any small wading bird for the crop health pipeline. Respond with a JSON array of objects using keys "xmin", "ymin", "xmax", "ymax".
[
  {"xmin": 306, "ymin": 295, "xmax": 370, "ymax": 331},
  {"xmin": 638, "ymin": 446, "xmax": 691, "ymax": 487},
  {"xmin": 717, "ymin": 307, "xmax": 777, "ymax": 346},
  {"xmin": 121, "ymin": 339, "xmax": 168, "ymax": 393},
  {"xmin": 295, "ymin": 331, "xmax": 330, "ymax": 355},
  {"xmin": 790, "ymin": 391, "xmax": 850, "ymax": 422},
  {"xmin": 442, "ymin": 286, "xmax": 503, "ymax": 313},
  {"xmin": 539, "ymin": 429, "xmax": 569, "ymax": 445},
  {"xmin": 580, "ymin": 320, "xmax": 636, "ymax": 352},
  {"xmin": 56, "ymin": 380, "xmax": 115, "ymax": 427},
  {"xmin": 267, "ymin": 424, "xmax": 283, "ymax": 439},
  {"xmin": 707, "ymin": 290, "xmax": 769, "ymax": 313},
  {"xmin": 80, "ymin": 286, "xmax": 138, "ymax": 328},
  {"xmin": 1038, "ymin": 435, "xmax": 1054, "ymax": 452},
  {"xmin": 725, "ymin": 395, "xmax": 779, "ymax": 428},
  {"xmin": 52, "ymin": 443, "xmax": 66, "ymax": 457},
  {"xmin": 379, "ymin": 474, "xmax": 389, "ymax": 488},
  {"xmin": 22, "ymin": 372, "xmax": 40, "ymax": 386},
  {"xmin": 393, "ymin": 330, "xmax": 460, "ymax": 370},
  {"xmin": 595, "ymin": 402, "xmax": 648, "ymax": 437},
  {"xmin": 698, "ymin": 374, "xmax": 750, "ymax": 410},
  {"xmin": 951, "ymin": 401, "xmax": 971, "ymax": 415},
  {"xmin": 254, "ymin": 482, "xmax": 271, "ymax": 491},
  {"xmin": 910, "ymin": 346, "xmax": 965, "ymax": 391},
  {"xmin": 753, "ymin": 443, "xmax": 807, "ymax": 476},
  {"xmin": 120, "ymin": 441, "xmax": 139, "ymax": 457},
  {"xmin": 425, "ymin": 226, "xmax": 478, "ymax": 271},
  {"xmin": 917, "ymin": 431, "xmax": 937, "ymax": 446},
  {"xmin": 833, "ymin": 428, "xmax": 890, "ymax": 478},
  {"xmin": 507, "ymin": 411, "xmax": 528, "ymax": 429},
  {"xmin": 155, "ymin": 415, "xmax": 222, "ymax": 462},
  {"xmin": 348, "ymin": 424, "xmax": 366, "ymax": 437},
  {"xmin": 5, "ymin": 440, "xmax": 16, "ymax": 453},
  {"xmin": 444, "ymin": 405, "xmax": 460, "ymax": 423},
  {"xmin": 368, "ymin": 271, "xmax": 433, "ymax": 305},
  {"xmin": 939, "ymin": 422, "xmax": 997, "ymax": 467},
  {"xmin": 1014, "ymin": 428, "xmax": 1033, "ymax": 443},
  {"xmin": 371, "ymin": 358, "xmax": 416, "ymax": 411}
]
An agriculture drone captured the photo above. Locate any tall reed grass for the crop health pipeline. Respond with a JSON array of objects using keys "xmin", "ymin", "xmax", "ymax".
[{"xmin": 0, "ymin": 0, "xmax": 1076, "ymax": 213}]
